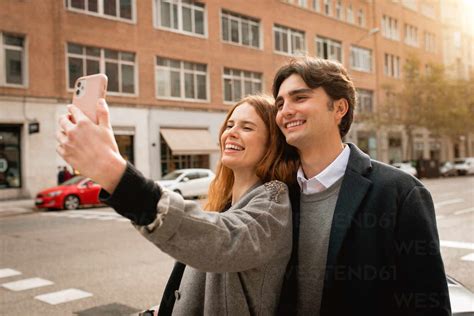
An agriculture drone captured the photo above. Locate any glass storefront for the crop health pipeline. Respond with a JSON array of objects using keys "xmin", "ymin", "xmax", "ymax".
[
  {"xmin": 0, "ymin": 125, "xmax": 22, "ymax": 189},
  {"xmin": 115, "ymin": 134, "xmax": 134, "ymax": 165}
]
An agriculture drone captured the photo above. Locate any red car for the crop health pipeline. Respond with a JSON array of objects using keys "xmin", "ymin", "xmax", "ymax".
[{"xmin": 35, "ymin": 176, "xmax": 102, "ymax": 210}]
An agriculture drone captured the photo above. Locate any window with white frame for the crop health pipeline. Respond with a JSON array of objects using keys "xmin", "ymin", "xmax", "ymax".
[
  {"xmin": 384, "ymin": 53, "xmax": 401, "ymax": 78},
  {"xmin": 155, "ymin": 0, "xmax": 205, "ymax": 36},
  {"xmin": 67, "ymin": 43, "xmax": 136, "ymax": 94},
  {"xmin": 273, "ymin": 25, "xmax": 305, "ymax": 55},
  {"xmin": 156, "ymin": 57, "xmax": 207, "ymax": 101},
  {"xmin": 350, "ymin": 46, "xmax": 372, "ymax": 72},
  {"xmin": 357, "ymin": 89, "xmax": 374, "ymax": 113},
  {"xmin": 402, "ymin": 0, "xmax": 417, "ymax": 10},
  {"xmin": 1, "ymin": 33, "xmax": 26, "ymax": 86},
  {"xmin": 424, "ymin": 31, "xmax": 436, "ymax": 53},
  {"xmin": 297, "ymin": 0, "xmax": 307, "ymax": 7},
  {"xmin": 346, "ymin": 5, "xmax": 354, "ymax": 24},
  {"xmin": 223, "ymin": 68, "xmax": 262, "ymax": 103},
  {"xmin": 404, "ymin": 24, "xmax": 418, "ymax": 47},
  {"xmin": 221, "ymin": 10, "xmax": 260, "ymax": 49},
  {"xmin": 357, "ymin": 9, "xmax": 365, "ymax": 27},
  {"xmin": 316, "ymin": 36, "xmax": 342, "ymax": 62},
  {"xmin": 312, "ymin": 0, "xmax": 320, "ymax": 11},
  {"xmin": 335, "ymin": 0, "xmax": 344, "ymax": 20},
  {"xmin": 65, "ymin": 0, "xmax": 134, "ymax": 21},
  {"xmin": 381, "ymin": 15, "xmax": 399, "ymax": 41},
  {"xmin": 323, "ymin": 0, "xmax": 332, "ymax": 16}
]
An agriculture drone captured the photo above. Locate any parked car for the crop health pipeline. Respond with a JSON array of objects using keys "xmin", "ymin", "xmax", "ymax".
[
  {"xmin": 448, "ymin": 275, "xmax": 474, "ymax": 315},
  {"xmin": 391, "ymin": 162, "xmax": 418, "ymax": 177},
  {"xmin": 454, "ymin": 157, "xmax": 474, "ymax": 176},
  {"xmin": 439, "ymin": 161, "xmax": 458, "ymax": 177},
  {"xmin": 157, "ymin": 168, "xmax": 215, "ymax": 198},
  {"xmin": 35, "ymin": 176, "xmax": 102, "ymax": 210}
]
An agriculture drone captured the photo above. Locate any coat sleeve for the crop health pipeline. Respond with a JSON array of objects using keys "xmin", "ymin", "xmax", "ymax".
[
  {"xmin": 134, "ymin": 181, "xmax": 292, "ymax": 273},
  {"xmin": 393, "ymin": 185, "xmax": 451, "ymax": 315}
]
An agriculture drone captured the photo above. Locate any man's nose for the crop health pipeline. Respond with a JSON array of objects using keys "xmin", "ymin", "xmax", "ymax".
[{"xmin": 280, "ymin": 101, "xmax": 296, "ymax": 117}]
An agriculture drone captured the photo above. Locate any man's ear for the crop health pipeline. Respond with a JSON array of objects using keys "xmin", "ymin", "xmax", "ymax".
[{"xmin": 334, "ymin": 98, "xmax": 349, "ymax": 124}]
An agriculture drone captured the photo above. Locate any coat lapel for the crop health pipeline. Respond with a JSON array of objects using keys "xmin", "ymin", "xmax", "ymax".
[{"xmin": 324, "ymin": 144, "xmax": 372, "ymax": 286}]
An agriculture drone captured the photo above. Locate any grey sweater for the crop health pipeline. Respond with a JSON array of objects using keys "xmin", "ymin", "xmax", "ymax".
[{"xmin": 134, "ymin": 180, "xmax": 292, "ymax": 315}]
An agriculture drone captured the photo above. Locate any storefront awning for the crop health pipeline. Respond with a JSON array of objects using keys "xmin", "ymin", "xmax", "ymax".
[{"xmin": 160, "ymin": 128, "xmax": 219, "ymax": 155}]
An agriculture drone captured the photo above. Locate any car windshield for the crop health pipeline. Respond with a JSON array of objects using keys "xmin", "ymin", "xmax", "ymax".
[
  {"xmin": 62, "ymin": 176, "xmax": 85, "ymax": 185},
  {"xmin": 162, "ymin": 171, "xmax": 184, "ymax": 180}
]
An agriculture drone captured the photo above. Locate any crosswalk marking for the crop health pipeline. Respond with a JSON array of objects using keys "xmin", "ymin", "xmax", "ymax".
[
  {"xmin": 440, "ymin": 240, "xmax": 474, "ymax": 250},
  {"xmin": 454, "ymin": 207, "xmax": 474, "ymax": 215},
  {"xmin": 35, "ymin": 288, "xmax": 93, "ymax": 305},
  {"xmin": 0, "ymin": 268, "xmax": 21, "ymax": 278},
  {"xmin": 461, "ymin": 253, "xmax": 474, "ymax": 262},
  {"xmin": 2, "ymin": 277, "xmax": 53, "ymax": 291},
  {"xmin": 41, "ymin": 210, "xmax": 127, "ymax": 222},
  {"xmin": 434, "ymin": 198, "xmax": 464, "ymax": 208}
]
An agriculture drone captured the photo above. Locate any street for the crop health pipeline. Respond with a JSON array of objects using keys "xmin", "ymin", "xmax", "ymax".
[{"xmin": 0, "ymin": 176, "xmax": 473, "ymax": 315}]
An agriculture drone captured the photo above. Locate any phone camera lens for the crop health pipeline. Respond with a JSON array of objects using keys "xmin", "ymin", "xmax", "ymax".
[
  {"xmin": 77, "ymin": 81, "xmax": 82, "ymax": 88},
  {"xmin": 76, "ymin": 90, "xmax": 80, "ymax": 96}
]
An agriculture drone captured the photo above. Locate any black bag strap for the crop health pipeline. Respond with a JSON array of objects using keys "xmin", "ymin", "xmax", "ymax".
[{"xmin": 157, "ymin": 261, "xmax": 186, "ymax": 316}]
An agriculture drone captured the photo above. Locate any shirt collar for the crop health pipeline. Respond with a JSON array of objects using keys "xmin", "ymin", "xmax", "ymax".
[{"xmin": 297, "ymin": 145, "xmax": 351, "ymax": 194}]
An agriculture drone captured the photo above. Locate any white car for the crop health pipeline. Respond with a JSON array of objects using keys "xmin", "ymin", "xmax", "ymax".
[
  {"xmin": 391, "ymin": 162, "xmax": 418, "ymax": 178},
  {"xmin": 447, "ymin": 276, "xmax": 474, "ymax": 315},
  {"xmin": 157, "ymin": 168, "xmax": 215, "ymax": 198},
  {"xmin": 454, "ymin": 157, "xmax": 474, "ymax": 176}
]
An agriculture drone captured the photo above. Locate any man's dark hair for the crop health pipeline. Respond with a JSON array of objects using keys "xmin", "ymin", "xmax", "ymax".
[{"xmin": 272, "ymin": 57, "xmax": 357, "ymax": 138}]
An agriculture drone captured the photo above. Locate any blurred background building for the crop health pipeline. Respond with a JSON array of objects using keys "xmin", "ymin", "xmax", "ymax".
[{"xmin": 0, "ymin": 0, "xmax": 473, "ymax": 199}]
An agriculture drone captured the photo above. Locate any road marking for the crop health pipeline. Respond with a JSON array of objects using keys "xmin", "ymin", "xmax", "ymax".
[
  {"xmin": 35, "ymin": 288, "xmax": 93, "ymax": 305},
  {"xmin": 41, "ymin": 211, "xmax": 126, "ymax": 222},
  {"xmin": 0, "ymin": 268, "xmax": 21, "ymax": 278},
  {"xmin": 440, "ymin": 240, "xmax": 474, "ymax": 250},
  {"xmin": 436, "ymin": 215, "xmax": 445, "ymax": 221},
  {"xmin": 2, "ymin": 277, "xmax": 53, "ymax": 291},
  {"xmin": 434, "ymin": 199, "xmax": 464, "ymax": 208},
  {"xmin": 461, "ymin": 253, "xmax": 474, "ymax": 262},
  {"xmin": 454, "ymin": 207, "xmax": 474, "ymax": 215}
]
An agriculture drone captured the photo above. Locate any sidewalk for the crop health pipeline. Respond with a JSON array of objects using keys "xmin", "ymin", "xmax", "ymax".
[{"xmin": 0, "ymin": 198, "xmax": 36, "ymax": 217}]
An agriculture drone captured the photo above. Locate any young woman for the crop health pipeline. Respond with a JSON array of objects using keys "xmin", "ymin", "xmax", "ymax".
[{"xmin": 57, "ymin": 95, "xmax": 298, "ymax": 315}]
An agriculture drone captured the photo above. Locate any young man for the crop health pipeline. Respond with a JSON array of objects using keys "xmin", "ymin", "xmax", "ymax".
[{"xmin": 273, "ymin": 58, "xmax": 450, "ymax": 315}]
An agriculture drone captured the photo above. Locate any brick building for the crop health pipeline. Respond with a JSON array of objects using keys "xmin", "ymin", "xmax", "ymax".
[{"xmin": 0, "ymin": 0, "xmax": 470, "ymax": 199}]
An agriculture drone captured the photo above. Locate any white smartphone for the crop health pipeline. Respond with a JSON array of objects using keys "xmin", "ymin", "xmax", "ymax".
[{"xmin": 72, "ymin": 74, "xmax": 108, "ymax": 124}]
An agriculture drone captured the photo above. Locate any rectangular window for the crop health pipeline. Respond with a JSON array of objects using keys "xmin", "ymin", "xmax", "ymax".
[
  {"xmin": 316, "ymin": 36, "xmax": 342, "ymax": 62},
  {"xmin": 357, "ymin": 9, "xmax": 365, "ymax": 27},
  {"xmin": 156, "ymin": 57, "xmax": 207, "ymax": 101},
  {"xmin": 0, "ymin": 125, "xmax": 22, "ymax": 189},
  {"xmin": 323, "ymin": 0, "xmax": 332, "ymax": 16},
  {"xmin": 66, "ymin": 43, "xmax": 136, "ymax": 94},
  {"xmin": 384, "ymin": 53, "xmax": 401, "ymax": 78},
  {"xmin": 404, "ymin": 24, "xmax": 418, "ymax": 47},
  {"xmin": 223, "ymin": 68, "xmax": 262, "ymax": 103},
  {"xmin": 424, "ymin": 31, "xmax": 436, "ymax": 53},
  {"xmin": 402, "ymin": 0, "xmax": 417, "ymax": 11},
  {"xmin": 335, "ymin": 0, "xmax": 344, "ymax": 20},
  {"xmin": 381, "ymin": 15, "xmax": 399, "ymax": 41},
  {"xmin": 312, "ymin": 0, "xmax": 320, "ymax": 11},
  {"xmin": 273, "ymin": 24, "xmax": 305, "ymax": 55},
  {"xmin": 346, "ymin": 5, "xmax": 354, "ymax": 24},
  {"xmin": 350, "ymin": 46, "xmax": 372, "ymax": 72},
  {"xmin": 221, "ymin": 10, "xmax": 260, "ymax": 49},
  {"xmin": 1, "ymin": 33, "xmax": 26, "ymax": 86},
  {"xmin": 155, "ymin": 0, "xmax": 206, "ymax": 36},
  {"xmin": 65, "ymin": 0, "xmax": 135, "ymax": 21},
  {"xmin": 356, "ymin": 89, "xmax": 373, "ymax": 113},
  {"xmin": 297, "ymin": 0, "xmax": 307, "ymax": 7}
]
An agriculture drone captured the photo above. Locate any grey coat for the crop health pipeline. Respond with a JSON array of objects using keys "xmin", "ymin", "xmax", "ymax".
[{"xmin": 134, "ymin": 180, "xmax": 292, "ymax": 316}]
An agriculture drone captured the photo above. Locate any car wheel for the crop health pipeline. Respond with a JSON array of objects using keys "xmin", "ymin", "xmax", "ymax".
[
  {"xmin": 64, "ymin": 195, "xmax": 80, "ymax": 210},
  {"xmin": 173, "ymin": 189, "xmax": 182, "ymax": 196}
]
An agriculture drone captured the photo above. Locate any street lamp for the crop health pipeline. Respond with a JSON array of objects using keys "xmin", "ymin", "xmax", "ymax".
[{"xmin": 354, "ymin": 27, "xmax": 380, "ymax": 44}]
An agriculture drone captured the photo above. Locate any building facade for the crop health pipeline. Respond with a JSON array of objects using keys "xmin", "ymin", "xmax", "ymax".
[{"xmin": 0, "ymin": 0, "xmax": 471, "ymax": 200}]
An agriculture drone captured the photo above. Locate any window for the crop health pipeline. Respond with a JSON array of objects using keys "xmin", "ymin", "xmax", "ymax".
[
  {"xmin": 323, "ymin": 0, "xmax": 332, "ymax": 16},
  {"xmin": 381, "ymin": 15, "xmax": 399, "ymax": 41},
  {"xmin": 312, "ymin": 0, "xmax": 320, "ymax": 11},
  {"xmin": 335, "ymin": 0, "xmax": 344, "ymax": 20},
  {"xmin": 357, "ymin": 89, "xmax": 373, "ymax": 113},
  {"xmin": 1, "ymin": 33, "xmax": 26, "ymax": 86},
  {"xmin": 221, "ymin": 10, "xmax": 260, "ymax": 48},
  {"xmin": 404, "ymin": 24, "xmax": 418, "ymax": 47},
  {"xmin": 346, "ymin": 4, "xmax": 354, "ymax": 24},
  {"xmin": 156, "ymin": 57, "xmax": 207, "ymax": 101},
  {"xmin": 114, "ymin": 134, "xmax": 134, "ymax": 164},
  {"xmin": 297, "ymin": 0, "xmax": 307, "ymax": 7},
  {"xmin": 273, "ymin": 25, "xmax": 305, "ymax": 55},
  {"xmin": 402, "ymin": 0, "xmax": 417, "ymax": 10},
  {"xmin": 0, "ymin": 125, "xmax": 22, "ymax": 189},
  {"xmin": 160, "ymin": 136, "xmax": 209, "ymax": 176},
  {"xmin": 424, "ymin": 31, "xmax": 436, "ymax": 53},
  {"xmin": 65, "ymin": 0, "xmax": 135, "ymax": 21},
  {"xmin": 357, "ymin": 9, "xmax": 365, "ymax": 27},
  {"xmin": 350, "ymin": 46, "xmax": 372, "ymax": 72},
  {"xmin": 384, "ymin": 53, "xmax": 401, "ymax": 78},
  {"xmin": 316, "ymin": 36, "xmax": 342, "ymax": 62},
  {"xmin": 155, "ymin": 0, "xmax": 205, "ymax": 36},
  {"xmin": 67, "ymin": 43, "xmax": 136, "ymax": 94},
  {"xmin": 223, "ymin": 68, "xmax": 262, "ymax": 103}
]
